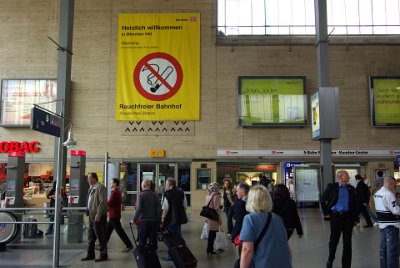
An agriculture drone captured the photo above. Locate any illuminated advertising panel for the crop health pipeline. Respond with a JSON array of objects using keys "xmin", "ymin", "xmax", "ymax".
[
  {"xmin": 0, "ymin": 79, "xmax": 57, "ymax": 127},
  {"xmin": 311, "ymin": 91, "xmax": 320, "ymax": 139},
  {"xmin": 370, "ymin": 76, "xmax": 400, "ymax": 126},
  {"xmin": 238, "ymin": 76, "xmax": 307, "ymax": 126}
]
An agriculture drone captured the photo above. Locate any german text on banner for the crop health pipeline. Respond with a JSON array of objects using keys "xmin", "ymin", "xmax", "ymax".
[{"xmin": 116, "ymin": 13, "xmax": 200, "ymax": 121}]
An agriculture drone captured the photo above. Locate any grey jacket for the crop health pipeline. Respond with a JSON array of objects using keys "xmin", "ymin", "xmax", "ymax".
[
  {"xmin": 133, "ymin": 190, "xmax": 162, "ymax": 223},
  {"xmin": 88, "ymin": 183, "xmax": 108, "ymax": 220}
]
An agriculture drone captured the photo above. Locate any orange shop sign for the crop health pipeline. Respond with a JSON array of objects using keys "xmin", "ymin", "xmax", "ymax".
[{"xmin": 0, "ymin": 141, "xmax": 40, "ymax": 153}]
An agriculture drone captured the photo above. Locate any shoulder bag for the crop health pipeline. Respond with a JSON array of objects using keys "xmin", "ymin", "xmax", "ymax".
[
  {"xmin": 233, "ymin": 212, "xmax": 272, "ymax": 268},
  {"xmin": 200, "ymin": 194, "xmax": 219, "ymax": 220}
]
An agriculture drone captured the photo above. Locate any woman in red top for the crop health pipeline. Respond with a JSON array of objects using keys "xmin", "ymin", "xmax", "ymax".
[{"xmin": 105, "ymin": 178, "xmax": 133, "ymax": 252}]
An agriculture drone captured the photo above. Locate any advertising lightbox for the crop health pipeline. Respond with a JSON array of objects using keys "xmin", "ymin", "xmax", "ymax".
[
  {"xmin": 311, "ymin": 91, "xmax": 320, "ymax": 139},
  {"xmin": 369, "ymin": 76, "xmax": 400, "ymax": 127},
  {"xmin": 0, "ymin": 79, "xmax": 57, "ymax": 127},
  {"xmin": 238, "ymin": 76, "xmax": 307, "ymax": 126}
]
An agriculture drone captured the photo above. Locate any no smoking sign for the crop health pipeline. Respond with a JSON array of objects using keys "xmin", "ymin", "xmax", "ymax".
[{"xmin": 133, "ymin": 52, "xmax": 183, "ymax": 101}]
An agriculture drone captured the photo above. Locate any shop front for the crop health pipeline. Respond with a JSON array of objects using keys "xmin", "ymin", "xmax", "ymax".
[{"xmin": 111, "ymin": 161, "xmax": 192, "ymax": 208}]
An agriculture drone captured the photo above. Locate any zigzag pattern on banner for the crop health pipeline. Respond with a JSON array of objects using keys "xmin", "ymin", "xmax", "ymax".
[{"xmin": 121, "ymin": 121, "xmax": 194, "ymax": 136}]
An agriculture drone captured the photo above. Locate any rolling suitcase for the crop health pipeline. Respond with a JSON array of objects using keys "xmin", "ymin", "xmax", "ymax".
[
  {"xmin": 161, "ymin": 231, "xmax": 197, "ymax": 268},
  {"xmin": 169, "ymin": 245, "xmax": 197, "ymax": 268},
  {"xmin": 161, "ymin": 231, "xmax": 186, "ymax": 248},
  {"xmin": 129, "ymin": 223, "xmax": 161, "ymax": 268}
]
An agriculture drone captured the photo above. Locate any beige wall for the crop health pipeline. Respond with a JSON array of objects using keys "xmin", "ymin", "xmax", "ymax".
[{"xmin": 1, "ymin": 0, "xmax": 399, "ymax": 169}]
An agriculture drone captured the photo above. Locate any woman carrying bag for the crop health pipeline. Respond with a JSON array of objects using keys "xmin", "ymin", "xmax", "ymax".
[
  {"xmin": 240, "ymin": 186, "xmax": 292, "ymax": 268},
  {"xmin": 204, "ymin": 182, "xmax": 223, "ymax": 255}
]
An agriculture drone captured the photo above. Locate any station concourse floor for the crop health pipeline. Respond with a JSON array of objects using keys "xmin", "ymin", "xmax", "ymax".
[{"xmin": 0, "ymin": 208, "xmax": 380, "ymax": 268}]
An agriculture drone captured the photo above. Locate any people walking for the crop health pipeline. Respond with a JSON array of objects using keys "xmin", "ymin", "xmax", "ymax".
[
  {"xmin": 81, "ymin": 172, "xmax": 108, "ymax": 262},
  {"xmin": 106, "ymin": 178, "xmax": 133, "ymax": 252},
  {"xmin": 355, "ymin": 174, "xmax": 374, "ymax": 228},
  {"xmin": 204, "ymin": 182, "xmax": 222, "ymax": 255},
  {"xmin": 272, "ymin": 184, "xmax": 303, "ymax": 240},
  {"xmin": 133, "ymin": 179, "xmax": 162, "ymax": 251}
]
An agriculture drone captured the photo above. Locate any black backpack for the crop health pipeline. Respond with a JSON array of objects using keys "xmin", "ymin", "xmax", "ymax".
[{"xmin": 23, "ymin": 217, "xmax": 43, "ymax": 238}]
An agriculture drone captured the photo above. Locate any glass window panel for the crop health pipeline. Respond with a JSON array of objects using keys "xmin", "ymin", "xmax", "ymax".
[
  {"xmin": 386, "ymin": 0, "xmax": 400, "ymax": 34},
  {"xmin": 345, "ymin": 0, "xmax": 360, "ymax": 26},
  {"xmin": 226, "ymin": 0, "xmax": 239, "ymax": 28},
  {"xmin": 252, "ymin": 0, "xmax": 265, "ymax": 26},
  {"xmin": 218, "ymin": 0, "xmax": 400, "ymax": 36},
  {"xmin": 373, "ymin": 0, "xmax": 387, "ymax": 24},
  {"xmin": 278, "ymin": 0, "xmax": 293, "ymax": 27},
  {"xmin": 359, "ymin": 0, "xmax": 373, "ymax": 26},
  {"xmin": 178, "ymin": 162, "xmax": 191, "ymax": 192},
  {"xmin": 238, "ymin": 0, "xmax": 252, "ymax": 27}
]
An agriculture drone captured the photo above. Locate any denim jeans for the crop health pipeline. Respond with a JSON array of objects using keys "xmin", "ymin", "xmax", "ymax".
[
  {"xmin": 165, "ymin": 224, "xmax": 182, "ymax": 260},
  {"xmin": 380, "ymin": 226, "xmax": 400, "ymax": 268}
]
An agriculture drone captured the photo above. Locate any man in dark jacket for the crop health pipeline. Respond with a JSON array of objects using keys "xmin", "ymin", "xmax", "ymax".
[
  {"xmin": 320, "ymin": 170, "xmax": 358, "ymax": 268},
  {"xmin": 231, "ymin": 183, "xmax": 250, "ymax": 255},
  {"xmin": 133, "ymin": 179, "xmax": 162, "ymax": 251},
  {"xmin": 161, "ymin": 178, "xmax": 188, "ymax": 260},
  {"xmin": 355, "ymin": 174, "xmax": 373, "ymax": 228},
  {"xmin": 161, "ymin": 178, "xmax": 187, "ymax": 232}
]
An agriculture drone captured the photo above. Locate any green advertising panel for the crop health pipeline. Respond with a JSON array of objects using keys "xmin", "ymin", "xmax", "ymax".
[
  {"xmin": 370, "ymin": 76, "xmax": 400, "ymax": 126},
  {"xmin": 238, "ymin": 76, "xmax": 307, "ymax": 126}
]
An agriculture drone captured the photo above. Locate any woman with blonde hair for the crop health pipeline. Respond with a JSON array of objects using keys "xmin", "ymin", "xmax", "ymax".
[
  {"xmin": 205, "ymin": 182, "xmax": 223, "ymax": 255},
  {"xmin": 240, "ymin": 186, "xmax": 292, "ymax": 268}
]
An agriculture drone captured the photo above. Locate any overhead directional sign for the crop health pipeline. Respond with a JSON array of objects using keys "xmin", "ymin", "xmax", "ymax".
[{"xmin": 30, "ymin": 106, "xmax": 62, "ymax": 137}]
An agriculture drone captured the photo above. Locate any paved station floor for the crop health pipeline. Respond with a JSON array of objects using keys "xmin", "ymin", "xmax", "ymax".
[{"xmin": 0, "ymin": 208, "xmax": 380, "ymax": 267}]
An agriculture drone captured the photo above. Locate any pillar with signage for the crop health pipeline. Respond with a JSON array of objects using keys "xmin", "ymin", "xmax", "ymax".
[
  {"xmin": 311, "ymin": 87, "xmax": 340, "ymax": 190},
  {"xmin": 5, "ymin": 152, "xmax": 26, "ymax": 208},
  {"xmin": 67, "ymin": 150, "xmax": 88, "ymax": 243}
]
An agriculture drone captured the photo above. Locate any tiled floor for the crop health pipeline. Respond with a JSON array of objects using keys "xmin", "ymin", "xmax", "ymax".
[{"xmin": 0, "ymin": 208, "xmax": 381, "ymax": 267}]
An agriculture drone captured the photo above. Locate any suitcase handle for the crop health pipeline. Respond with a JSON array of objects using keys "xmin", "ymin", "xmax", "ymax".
[{"xmin": 129, "ymin": 222, "xmax": 139, "ymax": 247}]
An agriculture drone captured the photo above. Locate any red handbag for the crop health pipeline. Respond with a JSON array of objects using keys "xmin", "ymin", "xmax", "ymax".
[{"xmin": 233, "ymin": 235, "xmax": 242, "ymax": 246}]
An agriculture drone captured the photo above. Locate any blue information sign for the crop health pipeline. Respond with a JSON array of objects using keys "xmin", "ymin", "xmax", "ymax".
[{"xmin": 30, "ymin": 106, "xmax": 62, "ymax": 137}]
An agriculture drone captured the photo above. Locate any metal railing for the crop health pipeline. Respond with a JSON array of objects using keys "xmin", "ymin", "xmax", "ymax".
[{"xmin": 0, "ymin": 207, "xmax": 87, "ymax": 224}]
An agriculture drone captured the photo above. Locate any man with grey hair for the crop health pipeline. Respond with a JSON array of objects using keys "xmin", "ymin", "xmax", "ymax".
[
  {"xmin": 132, "ymin": 179, "xmax": 162, "ymax": 250},
  {"xmin": 81, "ymin": 172, "xmax": 108, "ymax": 262},
  {"xmin": 161, "ymin": 178, "xmax": 188, "ymax": 260},
  {"xmin": 320, "ymin": 170, "xmax": 358, "ymax": 268},
  {"xmin": 374, "ymin": 176, "xmax": 400, "ymax": 268}
]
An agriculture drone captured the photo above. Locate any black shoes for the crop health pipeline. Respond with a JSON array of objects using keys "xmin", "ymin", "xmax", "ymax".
[
  {"xmin": 207, "ymin": 249, "xmax": 224, "ymax": 255},
  {"xmin": 81, "ymin": 256, "xmax": 95, "ymax": 261},
  {"xmin": 95, "ymin": 257, "xmax": 108, "ymax": 262}
]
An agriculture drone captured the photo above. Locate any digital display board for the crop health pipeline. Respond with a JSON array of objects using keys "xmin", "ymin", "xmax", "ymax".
[
  {"xmin": 370, "ymin": 76, "xmax": 400, "ymax": 126},
  {"xmin": 311, "ymin": 91, "xmax": 320, "ymax": 139},
  {"xmin": 238, "ymin": 76, "xmax": 307, "ymax": 126},
  {"xmin": 0, "ymin": 79, "xmax": 57, "ymax": 127}
]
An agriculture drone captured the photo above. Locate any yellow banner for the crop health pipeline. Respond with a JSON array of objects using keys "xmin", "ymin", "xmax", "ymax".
[{"xmin": 116, "ymin": 13, "xmax": 200, "ymax": 120}]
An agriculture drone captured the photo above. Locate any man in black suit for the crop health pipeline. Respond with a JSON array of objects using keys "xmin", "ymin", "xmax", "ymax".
[
  {"xmin": 355, "ymin": 174, "xmax": 373, "ymax": 228},
  {"xmin": 320, "ymin": 170, "xmax": 358, "ymax": 268}
]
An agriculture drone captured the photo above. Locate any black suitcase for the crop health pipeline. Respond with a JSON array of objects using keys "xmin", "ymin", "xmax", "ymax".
[
  {"xmin": 161, "ymin": 231, "xmax": 197, "ymax": 268},
  {"xmin": 161, "ymin": 231, "xmax": 186, "ymax": 248},
  {"xmin": 130, "ymin": 223, "xmax": 161, "ymax": 268},
  {"xmin": 168, "ymin": 245, "xmax": 197, "ymax": 268}
]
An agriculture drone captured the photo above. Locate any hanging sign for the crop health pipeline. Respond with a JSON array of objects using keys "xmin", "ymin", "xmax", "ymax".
[{"xmin": 116, "ymin": 13, "xmax": 200, "ymax": 121}]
